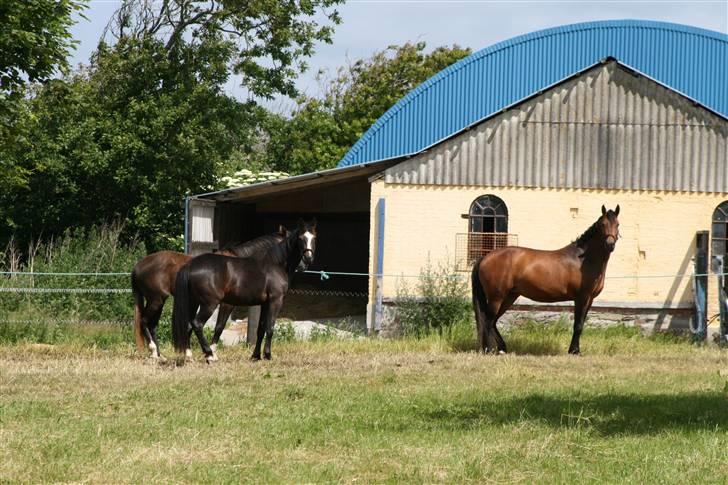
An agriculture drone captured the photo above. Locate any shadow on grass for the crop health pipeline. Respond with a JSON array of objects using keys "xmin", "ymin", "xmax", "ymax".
[{"xmin": 423, "ymin": 391, "xmax": 728, "ymax": 436}]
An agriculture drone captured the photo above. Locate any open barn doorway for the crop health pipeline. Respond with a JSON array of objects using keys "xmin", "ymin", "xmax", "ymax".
[{"xmin": 206, "ymin": 176, "xmax": 372, "ymax": 331}]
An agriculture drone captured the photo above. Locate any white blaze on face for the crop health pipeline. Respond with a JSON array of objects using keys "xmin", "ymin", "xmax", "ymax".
[{"xmin": 303, "ymin": 231, "xmax": 315, "ymax": 252}]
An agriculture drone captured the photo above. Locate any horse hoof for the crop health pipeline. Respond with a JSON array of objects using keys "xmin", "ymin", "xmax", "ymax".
[
  {"xmin": 568, "ymin": 349, "xmax": 581, "ymax": 355},
  {"xmin": 184, "ymin": 349, "xmax": 193, "ymax": 361},
  {"xmin": 498, "ymin": 350, "xmax": 506, "ymax": 355},
  {"xmin": 250, "ymin": 354, "xmax": 261, "ymax": 361},
  {"xmin": 263, "ymin": 353, "xmax": 272, "ymax": 360},
  {"xmin": 205, "ymin": 354, "xmax": 219, "ymax": 363}
]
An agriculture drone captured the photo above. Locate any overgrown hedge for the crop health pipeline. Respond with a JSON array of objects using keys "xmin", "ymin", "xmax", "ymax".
[{"xmin": 0, "ymin": 223, "xmax": 145, "ymax": 323}]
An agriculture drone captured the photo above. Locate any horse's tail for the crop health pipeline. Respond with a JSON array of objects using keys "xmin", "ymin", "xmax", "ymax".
[
  {"xmin": 131, "ymin": 269, "xmax": 146, "ymax": 351},
  {"xmin": 471, "ymin": 257, "xmax": 488, "ymax": 333},
  {"xmin": 171, "ymin": 264, "xmax": 192, "ymax": 353}
]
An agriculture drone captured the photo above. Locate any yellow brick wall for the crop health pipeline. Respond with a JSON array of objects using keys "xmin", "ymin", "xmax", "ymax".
[{"xmin": 368, "ymin": 180, "xmax": 728, "ymax": 315}]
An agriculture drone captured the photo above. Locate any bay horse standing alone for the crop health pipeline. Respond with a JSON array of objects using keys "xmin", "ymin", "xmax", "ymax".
[
  {"xmin": 130, "ymin": 229, "xmax": 287, "ymax": 359},
  {"xmin": 172, "ymin": 219, "xmax": 317, "ymax": 362},
  {"xmin": 472, "ymin": 205, "xmax": 620, "ymax": 355}
]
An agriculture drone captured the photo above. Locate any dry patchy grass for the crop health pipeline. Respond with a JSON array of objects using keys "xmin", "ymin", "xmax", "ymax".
[{"xmin": 1, "ymin": 326, "xmax": 728, "ymax": 483}]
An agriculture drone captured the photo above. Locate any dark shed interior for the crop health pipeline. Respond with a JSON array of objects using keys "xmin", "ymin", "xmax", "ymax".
[{"xmin": 211, "ymin": 177, "xmax": 373, "ymax": 322}]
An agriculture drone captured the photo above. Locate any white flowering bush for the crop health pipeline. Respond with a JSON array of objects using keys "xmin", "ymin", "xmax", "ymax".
[{"xmin": 220, "ymin": 169, "xmax": 290, "ymax": 189}]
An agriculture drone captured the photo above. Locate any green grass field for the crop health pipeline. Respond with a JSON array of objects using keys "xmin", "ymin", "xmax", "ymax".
[{"xmin": 1, "ymin": 323, "xmax": 727, "ymax": 483}]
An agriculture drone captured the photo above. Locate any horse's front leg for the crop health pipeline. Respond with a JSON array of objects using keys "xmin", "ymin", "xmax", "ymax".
[
  {"xmin": 263, "ymin": 296, "xmax": 285, "ymax": 360},
  {"xmin": 251, "ymin": 305, "xmax": 269, "ymax": 361},
  {"xmin": 568, "ymin": 297, "xmax": 593, "ymax": 355}
]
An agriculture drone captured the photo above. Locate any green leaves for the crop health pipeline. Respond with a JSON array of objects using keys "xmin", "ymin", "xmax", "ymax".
[
  {"xmin": 0, "ymin": 0, "xmax": 85, "ymax": 93},
  {"xmin": 264, "ymin": 42, "xmax": 472, "ymax": 174},
  {"xmin": 106, "ymin": 0, "xmax": 343, "ymax": 99},
  {"xmin": 0, "ymin": 0, "xmax": 86, "ymax": 211}
]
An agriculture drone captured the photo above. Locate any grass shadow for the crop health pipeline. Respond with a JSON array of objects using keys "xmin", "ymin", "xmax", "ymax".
[{"xmin": 423, "ymin": 391, "xmax": 728, "ymax": 436}]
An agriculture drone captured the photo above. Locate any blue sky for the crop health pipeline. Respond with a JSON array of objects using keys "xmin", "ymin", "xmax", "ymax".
[{"xmin": 70, "ymin": 0, "xmax": 728, "ymax": 111}]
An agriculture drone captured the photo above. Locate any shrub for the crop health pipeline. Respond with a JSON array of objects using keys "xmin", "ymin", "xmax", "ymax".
[
  {"xmin": 274, "ymin": 321, "xmax": 296, "ymax": 343},
  {"xmin": 0, "ymin": 222, "xmax": 146, "ymax": 325},
  {"xmin": 310, "ymin": 325, "xmax": 337, "ymax": 342},
  {"xmin": 395, "ymin": 257, "xmax": 471, "ymax": 338}
]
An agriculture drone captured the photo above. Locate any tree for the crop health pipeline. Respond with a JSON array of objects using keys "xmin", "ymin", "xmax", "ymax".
[
  {"xmin": 0, "ymin": 0, "xmax": 86, "ymax": 203},
  {"xmin": 1, "ymin": 0, "xmax": 344, "ymax": 251},
  {"xmin": 104, "ymin": 0, "xmax": 342, "ymax": 99},
  {"xmin": 3, "ymin": 38, "xmax": 264, "ymax": 250},
  {"xmin": 263, "ymin": 42, "xmax": 472, "ymax": 174},
  {"xmin": 0, "ymin": 0, "xmax": 85, "ymax": 97}
]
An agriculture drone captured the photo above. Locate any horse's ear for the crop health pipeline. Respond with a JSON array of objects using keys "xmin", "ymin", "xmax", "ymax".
[
  {"xmin": 310, "ymin": 217, "xmax": 317, "ymax": 229},
  {"xmin": 601, "ymin": 205, "xmax": 607, "ymax": 216},
  {"xmin": 614, "ymin": 204, "xmax": 620, "ymax": 216},
  {"xmin": 297, "ymin": 218, "xmax": 305, "ymax": 230},
  {"xmin": 278, "ymin": 225, "xmax": 287, "ymax": 236}
]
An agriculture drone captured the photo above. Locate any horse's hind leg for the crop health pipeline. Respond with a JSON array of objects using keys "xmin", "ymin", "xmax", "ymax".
[
  {"xmin": 190, "ymin": 303, "xmax": 217, "ymax": 362},
  {"xmin": 211, "ymin": 303, "xmax": 234, "ymax": 357},
  {"xmin": 482, "ymin": 292, "xmax": 517, "ymax": 354},
  {"xmin": 144, "ymin": 297, "xmax": 165, "ymax": 358},
  {"xmin": 492, "ymin": 292, "xmax": 519, "ymax": 354},
  {"xmin": 185, "ymin": 298, "xmax": 197, "ymax": 360}
]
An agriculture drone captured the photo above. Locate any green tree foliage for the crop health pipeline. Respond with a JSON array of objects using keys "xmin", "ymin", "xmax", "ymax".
[
  {"xmin": 104, "ymin": 0, "xmax": 342, "ymax": 99},
  {"xmin": 264, "ymin": 42, "xmax": 472, "ymax": 174},
  {"xmin": 0, "ymin": 0, "xmax": 86, "ymax": 199},
  {"xmin": 4, "ymin": 37, "xmax": 260, "ymax": 250},
  {"xmin": 1, "ymin": 0, "xmax": 342, "ymax": 251},
  {"xmin": 0, "ymin": 0, "xmax": 84, "ymax": 96}
]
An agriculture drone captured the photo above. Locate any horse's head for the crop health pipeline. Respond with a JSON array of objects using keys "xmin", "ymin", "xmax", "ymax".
[
  {"xmin": 295, "ymin": 218, "xmax": 317, "ymax": 271},
  {"xmin": 600, "ymin": 204, "xmax": 620, "ymax": 252}
]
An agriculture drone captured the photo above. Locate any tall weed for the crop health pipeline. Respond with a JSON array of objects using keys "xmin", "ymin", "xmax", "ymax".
[
  {"xmin": 0, "ymin": 222, "xmax": 146, "ymax": 323},
  {"xmin": 395, "ymin": 257, "xmax": 471, "ymax": 337}
]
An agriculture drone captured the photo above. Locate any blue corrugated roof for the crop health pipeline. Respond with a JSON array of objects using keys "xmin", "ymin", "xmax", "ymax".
[{"xmin": 338, "ymin": 20, "xmax": 728, "ymax": 167}]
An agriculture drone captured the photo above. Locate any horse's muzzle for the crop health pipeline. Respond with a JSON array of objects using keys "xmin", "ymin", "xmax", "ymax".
[
  {"xmin": 297, "ymin": 253, "xmax": 314, "ymax": 272},
  {"xmin": 606, "ymin": 238, "xmax": 616, "ymax": 252}
]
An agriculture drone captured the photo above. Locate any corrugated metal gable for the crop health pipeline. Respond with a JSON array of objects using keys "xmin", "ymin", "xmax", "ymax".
[
  {"xmin": 340, "ymin": 20, "xmax": 728, "ymax": 168},
  {"xmin": 384, "ymin": 61, "xmax": 728, "ymax": 193}
]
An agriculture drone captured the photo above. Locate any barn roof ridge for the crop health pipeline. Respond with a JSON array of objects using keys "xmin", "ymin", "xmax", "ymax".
[
  {"xmin": 405, "ymin": 57, "xmax": 728, "ymax": 158},
  {"xmin": 338, "ymin": 19, "xmax": 728, "ymax": 167},
  {"xmin": 196, "ymin": 57, "xmax": 726, "ymax": 201}
]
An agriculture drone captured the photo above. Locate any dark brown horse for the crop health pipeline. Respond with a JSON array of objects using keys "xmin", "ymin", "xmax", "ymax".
[
  {"xmin": 472, "ymin": 205, "xmax": 620, "ymax": 355},
  {"xmin": 131, "ymin": 229, "xmax": 287, "ymax": 359},
  {"xmin": 172, "ymin": 219, "xmax": 317, "ymax": 362}
]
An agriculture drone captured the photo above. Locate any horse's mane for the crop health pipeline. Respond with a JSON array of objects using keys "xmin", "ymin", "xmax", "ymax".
[
  {"xmin": 574, "ymin": 220, "xmax": 601, "ymax": 248},
  {"xmin": 574, "ymin": 211, "xmax": 617, "ymax": 248},
  {"xmin": 217, "ymin": 232, "xmax": 286, "ymax": 257}
]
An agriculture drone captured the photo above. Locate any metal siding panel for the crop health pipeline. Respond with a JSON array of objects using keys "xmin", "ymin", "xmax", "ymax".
[{"xmin": 384, "ymin": 61, "xmax": 728, "ymax": 193}]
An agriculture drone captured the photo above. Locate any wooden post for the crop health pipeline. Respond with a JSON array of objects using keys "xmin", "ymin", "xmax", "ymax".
[{"xmin": 693, "ymin": 231, "xmax": 708, "ymax": 341}]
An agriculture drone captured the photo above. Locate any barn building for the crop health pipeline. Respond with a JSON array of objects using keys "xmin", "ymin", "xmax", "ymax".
[{"xmin": 186, "ymin": 20, "xmax": 728, "ymax": 337}]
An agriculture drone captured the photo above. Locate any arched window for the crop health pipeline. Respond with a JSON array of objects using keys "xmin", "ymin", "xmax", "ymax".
[
  {"xmin": 462, "ymin": 195, "xmax": 510, "ymax": 266},
  {"xmin": 468, "ymin": 195, "xmax": 508, "ymax": 233},
  {"xmin": 712, "ymin": 201, "xmax": 728, "ymax": 259}
]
